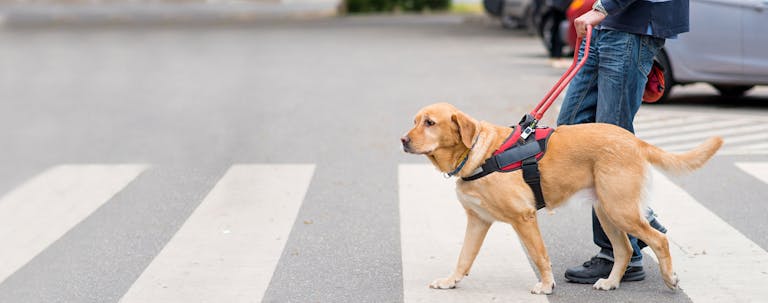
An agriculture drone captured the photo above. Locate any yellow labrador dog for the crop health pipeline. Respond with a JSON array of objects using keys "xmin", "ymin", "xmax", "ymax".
[{"xmin": 400, "ymin": 103, "xmax": 722, "ymax": 294}]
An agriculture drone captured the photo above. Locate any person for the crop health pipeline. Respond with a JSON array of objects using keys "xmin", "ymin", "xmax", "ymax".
[{"xmin": 555, "ymin": 0, "xmax": 689, "ymax": 284}]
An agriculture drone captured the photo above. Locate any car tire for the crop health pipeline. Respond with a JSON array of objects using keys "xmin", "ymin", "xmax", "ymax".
[
  {"xmin": 653, "ymin": 49, "xmax": 674, "ymax": 103},
  {"xmin": 713, "ymin": 84, "xmax": 754, "ymax": 97}
]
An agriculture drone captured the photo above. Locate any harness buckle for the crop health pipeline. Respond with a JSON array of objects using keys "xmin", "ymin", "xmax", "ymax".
[
  {"xmin": 518, "ymin": 113, "xmax": 538, "ymax": 140},
  {"xmin": 520, "ymin": 126, "xmax": 534, "ymax": 140}
]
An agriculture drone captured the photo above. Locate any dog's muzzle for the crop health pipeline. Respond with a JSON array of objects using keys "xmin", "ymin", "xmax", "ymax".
[{"xmin": 401, "ymin": 136, "xmax": 412, "ymax": 153}]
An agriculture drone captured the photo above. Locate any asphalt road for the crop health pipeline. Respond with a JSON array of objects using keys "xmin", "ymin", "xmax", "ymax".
[{"xmin": 0, "ymin": 15, "xmax": 767, "ymax": 303}]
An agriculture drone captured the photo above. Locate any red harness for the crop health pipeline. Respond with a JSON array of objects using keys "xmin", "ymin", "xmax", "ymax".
[
  {"xmin": 462, "ymin": 124, "xmax": 554, "ymax": 180},
  {"xmin": 461, "ymin": 123, "xmax": 554, "ymax": 210},
  {"xmin": 493, "ymin": 126, "xmax": 555, "ymax": 171}
]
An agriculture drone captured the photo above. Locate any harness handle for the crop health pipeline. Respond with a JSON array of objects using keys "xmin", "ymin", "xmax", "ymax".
[{"xmin": 530, "ymin": 25, "xmax": 593, "ymax": 121}]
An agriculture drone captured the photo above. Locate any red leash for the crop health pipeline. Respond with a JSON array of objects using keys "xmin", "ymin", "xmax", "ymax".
[{"xmin": 519, "ymin": 25, "xmax": 593, "ymax": 140}]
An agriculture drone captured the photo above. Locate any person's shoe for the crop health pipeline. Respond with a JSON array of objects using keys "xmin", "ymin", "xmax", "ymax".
[{"xmin": 564, "ymin": 256, "xmax": 646, "ymax": 284}]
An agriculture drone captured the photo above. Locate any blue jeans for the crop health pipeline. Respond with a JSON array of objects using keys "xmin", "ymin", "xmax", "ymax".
[{"xmin": 557, "ymin": 28, "xmax": 666, "ymax": 265}]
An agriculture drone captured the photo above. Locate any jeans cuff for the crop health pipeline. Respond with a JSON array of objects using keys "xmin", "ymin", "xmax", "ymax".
[{"xmin": 598, "ymin": 249, "xmax": 644, "ymax": 267}]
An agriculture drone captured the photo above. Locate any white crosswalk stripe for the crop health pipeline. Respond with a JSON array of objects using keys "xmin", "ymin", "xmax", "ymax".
[
  {"xmin": 398, "ymin": 164, "xmax": 547, "ymax": 303},
  {"xmin": 635, "ymin": 109, "xmax": 768, "ymax": 155},
  {"xmin": 0, "ymin": 164, "xmax": 147, "ymax": 284},
  {"xmin": 645, "ymin": 169, "xmax": 768, "ymax": 303},
  {"xmin": 735, "ymin": 162, "xmax": 768, "ymax": 184},
  {"xmin": 118, "ymin": 164, "xmax": 315, "ymax": 303}
]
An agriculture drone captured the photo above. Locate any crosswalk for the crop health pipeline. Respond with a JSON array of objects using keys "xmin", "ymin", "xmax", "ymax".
[
  {"xmin": 0, "ymin": 162, "xmax": 766, "ymax": 302},
  {"xmin": 634, "ymin": 109, "xmax": 768, "ymax": 155}
]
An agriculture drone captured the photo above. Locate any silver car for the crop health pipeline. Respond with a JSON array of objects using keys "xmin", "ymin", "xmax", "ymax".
[{"xmin": 658, "ymin": 0, "xmax": 768, "ymax": 99}]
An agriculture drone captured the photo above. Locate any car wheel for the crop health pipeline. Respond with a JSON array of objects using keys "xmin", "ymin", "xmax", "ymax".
[
  {"xmin": 653, "ymin": 49, "xmax": 674, "ymax": 103},
  {"xmin": 713, "ymin": 84, "xmax": 754, "ymax": 97}
]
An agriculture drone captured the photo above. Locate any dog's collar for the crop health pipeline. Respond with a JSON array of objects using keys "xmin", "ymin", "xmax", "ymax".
[{"xmin": 444, "ymin": 134, "xmax": 479, "ymax": 178}]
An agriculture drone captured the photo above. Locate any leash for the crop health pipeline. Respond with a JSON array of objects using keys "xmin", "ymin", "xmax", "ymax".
[{"xmin": 520, "ymin": 25, "xmax": 593, "ymax": 140}]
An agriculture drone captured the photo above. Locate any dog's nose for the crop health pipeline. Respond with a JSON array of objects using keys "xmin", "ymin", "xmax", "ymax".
[{"xmin": 400, "ymin": 136, "xmax": 411, "ymax": 146}]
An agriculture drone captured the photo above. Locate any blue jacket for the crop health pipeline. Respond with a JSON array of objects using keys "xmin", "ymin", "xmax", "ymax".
[{"xmin": 601, "ymin": 0, "xmax": 689, "ymax": 38}]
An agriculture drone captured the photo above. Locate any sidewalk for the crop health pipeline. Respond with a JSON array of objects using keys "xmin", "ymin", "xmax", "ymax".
[{"xmin": 0, "ymin": 1, "xmax": 340, "ymax": 26}]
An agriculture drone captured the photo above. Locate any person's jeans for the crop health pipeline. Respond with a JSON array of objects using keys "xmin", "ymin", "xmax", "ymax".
[
  {"xmin": 557, "ymin": 28, "xmax": 666, "ymax": 266},
  {"xmin": 557, "ymin": 28, "xmax": 665, "ymax": 133}
]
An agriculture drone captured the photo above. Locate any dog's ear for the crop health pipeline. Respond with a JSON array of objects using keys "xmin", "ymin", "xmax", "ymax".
[{"xmin": 452, "ymin": 111, "xmax": 478, "ymax": 148}]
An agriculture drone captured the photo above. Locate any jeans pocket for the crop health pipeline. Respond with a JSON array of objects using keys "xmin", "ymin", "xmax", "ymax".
[{"xmin": 638, "ymin": 36, "xmax": 665, "ymax": 75}]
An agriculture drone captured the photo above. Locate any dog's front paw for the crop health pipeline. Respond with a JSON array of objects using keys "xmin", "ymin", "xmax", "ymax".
[
  {"xmin": 593, "ymin": 278, "xmax": 619, "ymax": 291},
  {"xmin": 429, "ymin": 277, "xmax": 458, "ymax": 289},
  {"xmin": 530, "ymin": 281, "xmax": 555, "ymax": 295},
  {"xmin": 664, "ymin": 272, "xmax": 679, "ymax": 290}
]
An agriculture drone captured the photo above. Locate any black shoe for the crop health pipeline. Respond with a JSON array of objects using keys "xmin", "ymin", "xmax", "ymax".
[{"xmin": 564, "ymin": 256, "xmax": 646, "ymax": 284}]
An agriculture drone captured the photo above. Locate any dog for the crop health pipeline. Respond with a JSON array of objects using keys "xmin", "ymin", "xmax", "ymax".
[{"xmin": 400, "ymin": 102, "xmax": 722, "ymax": 294}]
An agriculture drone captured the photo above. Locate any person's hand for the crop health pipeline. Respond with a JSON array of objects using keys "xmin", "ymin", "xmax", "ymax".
[{"xmin": 574, "ymin": 10, "xmax": 606, "ymax": 38}]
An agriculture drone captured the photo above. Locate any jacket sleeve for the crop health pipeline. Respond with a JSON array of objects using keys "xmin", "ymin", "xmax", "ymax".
[{"xmin": 601, "ymin": 0, "xmax": 640, "ymax": 15}]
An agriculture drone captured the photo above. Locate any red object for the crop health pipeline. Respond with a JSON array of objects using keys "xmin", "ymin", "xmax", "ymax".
[
  {"xmin": 493, "ymin": 126, "xmax": 523, "ymax": 155},
  {"xmin": 566, "ymin": 0, "xmax": 596, "ymax": 49},
  {"xmin": 530, "ymin": 25, "xmax": 593, "ymax": 121},
  {"xmin": 643, "ymin": 60, "xmax": 666, "ymax": 102},
  {"xmin": 492, "ymin": 126, "xmax": 555, "ymax": 171}
]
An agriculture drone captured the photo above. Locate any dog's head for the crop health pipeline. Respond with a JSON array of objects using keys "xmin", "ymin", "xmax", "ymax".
[{"xmin": 401, "ymin": 103, "xmax": 479, "ymax": 160}]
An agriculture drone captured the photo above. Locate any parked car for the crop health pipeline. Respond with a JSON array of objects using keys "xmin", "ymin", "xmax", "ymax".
[
  {"xmin": 656, "ymin": 0, "xmax": 768, "ymax": 101},
  {"xmin": 484, "ymin": 0, "xmax": 537, "ymax": 30}
]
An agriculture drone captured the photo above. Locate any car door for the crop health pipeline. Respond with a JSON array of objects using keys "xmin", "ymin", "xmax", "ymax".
[
  {"xmin": 666, "ymin": 0, "xmax": 744, "ymax": 82},
  {"xmin": 741, "ymin": 0, "xmax": 768, "ymax": 78}
]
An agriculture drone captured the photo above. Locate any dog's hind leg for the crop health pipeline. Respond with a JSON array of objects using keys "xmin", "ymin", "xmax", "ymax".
[
  {"xmin": 429, "ymin": 209, "xmax": 491, "ymax": 289},
  {"xmin": 509, "ymin": 211, "xmax": 555, "ymax": 295},
  {"xmin": 606, "ymin": 209, "xmax": 679, "ymax": 290},
  {"xmin": 592, "ymin": 203, "xmax": 633, "ymax": 290}
]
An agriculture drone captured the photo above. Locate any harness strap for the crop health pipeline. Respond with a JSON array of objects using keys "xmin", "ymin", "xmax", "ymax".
[
  {"xmin": 521, "ymin": 157, "xmax": 546, "ymax": 210},
  {"xmin": 461, "ymin": 121, "xmax": 552, "ymax": 210}
]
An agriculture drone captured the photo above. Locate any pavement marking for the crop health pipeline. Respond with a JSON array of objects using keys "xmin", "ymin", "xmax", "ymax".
[
  {"xmin": 633, "ymin": 115, "xmax": 712, "ymax": 132},
  {"xmin": 634, "ymin": 110, "xmax": 768, "ymax": 155},
  {"xmin": 663, "ymin": 132, "xmax": 768, "ymax": 153},
  {"xmin": 645, "ymin": 169, "xmax": 768, "ymax": 303},
  {"xmin": 398, "ymin": 164, "xmax": 548, "ymax": 303},
  {"xmin": 0, "ymin": 164, "xmax": 147, "ymax": 284},
  {"xmin": 119, "ymin": 164, "xmax": 315, "ymax": 303},
  {"xmin": 633, "ymin": 112, "xmax": 692, "ymax": 123},
  {"xmin": 644, "ymin": 124, "xmax": 768, "ymax": 146},
  {"xmin": 734, "ymin": 162, "xmax": 768, "ymax": 184},
  {"xmin": 635, "ymin": 119, "xmax": 747, "ymax": 140}
]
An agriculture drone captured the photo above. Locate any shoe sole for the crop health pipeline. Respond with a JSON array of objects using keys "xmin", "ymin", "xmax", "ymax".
[{"xmin": 564, "ymin": 271, "xmax": 646, "ymax": 284}]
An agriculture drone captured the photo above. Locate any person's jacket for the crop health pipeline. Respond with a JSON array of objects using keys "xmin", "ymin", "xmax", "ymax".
[{"xmin": 601, "ymin": 0, "xmax": 689, "ymax": 38}]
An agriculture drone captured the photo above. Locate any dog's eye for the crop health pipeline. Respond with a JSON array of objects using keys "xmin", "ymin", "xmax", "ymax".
[{"xmin": 425, "ymin": 119, "xmax": 435, "ymax": 127}]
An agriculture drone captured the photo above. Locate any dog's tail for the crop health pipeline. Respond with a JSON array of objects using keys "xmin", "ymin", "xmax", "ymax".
[{"xmin": 642, "ymin": 136, "xmax": 723, "ymax": 175}]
